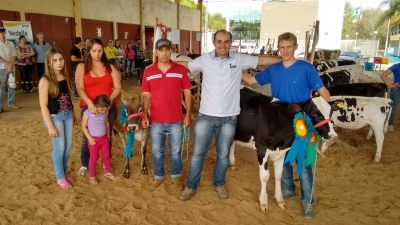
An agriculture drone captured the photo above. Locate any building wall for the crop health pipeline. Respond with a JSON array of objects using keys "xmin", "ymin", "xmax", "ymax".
[
  {"xmin": 1, "ymin": 0, "xmax": 74, "ymax": 20},
  {"xmin": 260, "ymin": 0, "xmax": 319, "ymax": 55},
  {"xmin": 179, "ymin": 5, "xmax": 201, "ymax": 31},
  {"xmin": 81, "ymin": 0, "xmax": 141, "ymax": 24}
]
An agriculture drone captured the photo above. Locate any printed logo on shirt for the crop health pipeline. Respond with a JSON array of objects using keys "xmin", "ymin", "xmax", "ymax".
[
  {"xmin": 146, "ymin": 74, "xmax": 162, "ymax": 81},
  {"xmin": 166, "ymin": 73, "xmax": 183, "ymax": 78},
  {"xmin": 230, "ymin": 64, "xmax": 237, "ymax": 68}
]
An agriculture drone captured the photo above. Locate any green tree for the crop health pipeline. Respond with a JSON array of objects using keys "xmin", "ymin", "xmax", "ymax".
[
  {"xmin": 377, "ymin": 0, "xmax": 400, "ymax": 26},
  {"xmin": 358, "ymin": 9, "xmax": 388, "ymax": 48},
  {"xmin": 231, "ymin": 22, "xmax": 260, "ymax": 41},
  {"xmin": 342, "ymin": 2, "xmax": 357, "ymax": 39},
  {"xmin": 208, "ymin": 13, "xmax": 226, "ymax": 31}
]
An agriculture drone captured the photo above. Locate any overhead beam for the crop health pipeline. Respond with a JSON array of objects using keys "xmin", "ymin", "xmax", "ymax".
[{"xmin": 74, "ymin": 0, "xmax": 82, "ymax": 38}]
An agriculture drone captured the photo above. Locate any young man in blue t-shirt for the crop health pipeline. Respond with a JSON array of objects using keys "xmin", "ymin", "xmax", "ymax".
[
  {"xmin": 242, "ymin": 32, "xmax": 330, "ymax": 220},
  {"xmin": 380, "ymin": 63, "xmax": 400, "ymax": 131}
]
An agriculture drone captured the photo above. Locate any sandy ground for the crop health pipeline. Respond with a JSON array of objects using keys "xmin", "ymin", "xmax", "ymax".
[{"xmin": 1, "ymin": 76, "xmax": 400, "ymax": 224}]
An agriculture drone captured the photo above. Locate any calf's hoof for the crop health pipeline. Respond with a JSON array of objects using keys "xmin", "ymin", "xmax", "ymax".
[
  {"xmin": 259, "ymin": 204, "xmax": 268, "ymax": 213},
  {"xmin": 123, "ymin": 170, "xmax": 131, "ymax": 179},
  {"xmin": 141, "ymin": 168, "xmax": 148, "ymax": 175},
  {"xmin": 229, "ymin": 165, "xmax": 237, "ymax": 171},
  {"xmin": 277, "ymin": 202, "xmax": 286, "ymax": 210},
  {"xmin": 373, "ymin": 157, "xmax": 380, "ymax": 163}
]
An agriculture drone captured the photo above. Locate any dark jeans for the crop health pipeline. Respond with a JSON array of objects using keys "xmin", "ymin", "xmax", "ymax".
[
  {"xmin": 37, "ymin": 63, "xmax": 45, "ymax": 80},
  {"xmin": 19, "ymin": 65, "xmax": 33, "ymax": 91},
  {"xmin": 72, "ymin": 71, "xmax": 79, "ymax": 97},
  {"xmin": 80, "ymin": 103, "xmax": 117, "ymax": 168}
]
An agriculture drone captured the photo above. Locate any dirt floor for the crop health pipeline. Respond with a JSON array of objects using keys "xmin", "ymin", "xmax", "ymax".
[{"xmin": 0, "ymin": 79, "xmax": 400, "ymax": 224}]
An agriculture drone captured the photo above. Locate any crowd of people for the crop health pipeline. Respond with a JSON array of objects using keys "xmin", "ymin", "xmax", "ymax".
[{"xmin": 3, "ymin": 25, "xmax": 400, "ymax": 221}]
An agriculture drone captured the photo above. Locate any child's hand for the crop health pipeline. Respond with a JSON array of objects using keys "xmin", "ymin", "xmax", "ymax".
[{"xmin": 89, "ymin": 137, "xmax": 97, "ymax": 146}]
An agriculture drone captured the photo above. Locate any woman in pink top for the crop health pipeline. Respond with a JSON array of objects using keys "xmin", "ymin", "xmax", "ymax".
[
  {"xmin": 125, "ymin": 42, "xmax": 135, "ymax": 80},
  {"xmin": 16, "ymin": 35, "xmax": 35, "ymax": 93}
]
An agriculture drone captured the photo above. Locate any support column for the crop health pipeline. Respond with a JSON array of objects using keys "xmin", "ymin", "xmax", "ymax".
[
  {"xmin": 175, "ymin": 0, "xmax": 180, "ymax": 54},
  {"xmin": 198, "ymin": 0, "xmax": 203, "ymax": 54},
  {"xmin": 74, "ymin": 0, "xmax": 82, "ymax": 38},
  {"xmin": 113, "ymin": 21, "xmax": 118, "ymax": 40},
  {"xmin": 139, "ymin": 0, "xmax": 147, "ymax": 58}
]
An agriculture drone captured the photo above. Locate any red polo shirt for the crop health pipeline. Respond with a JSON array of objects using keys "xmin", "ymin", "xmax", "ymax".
[{"xmin": 141, "ymin": 60, "xmax": 192, "ymax": 123}]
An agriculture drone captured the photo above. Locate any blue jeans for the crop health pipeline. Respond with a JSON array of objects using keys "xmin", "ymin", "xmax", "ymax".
[
  {"xmin": 282, "ymin": 159, "xmax": 314, "ymax": 204},
  {"xmin": 43, "ymin": 110, "xmax": 73, "ymax": 180},
  {"xmin": 150, "ymin": 121, "xmax": 183, "ymax": 180},
  {"xmin": 0, "ymin": 69, "xmax": 15, "ymax": 108},
  {"xmin": 186, "ymin": 113, "xmax": 237, "ymax": 191},
  {"xmin": 126, "ymin": 59, "xmax": 134, "ymax": 76},
  {"xmin": 389, "ymin": 88, "xmax": 400, "ymax": 126}
]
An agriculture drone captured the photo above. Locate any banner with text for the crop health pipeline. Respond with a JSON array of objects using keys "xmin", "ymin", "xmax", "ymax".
[{"xmin": 3, "ymin": 21, "xmax": 34, "ymax": 45}]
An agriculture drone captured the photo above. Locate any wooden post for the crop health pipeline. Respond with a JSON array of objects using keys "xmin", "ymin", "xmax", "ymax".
[
  {"xmin": 153, "ymin": 17, "xmax": 158, "ymax": 62},
  {"xmin": 198, "ymin": 0, "xmax": 203, "ymax": 54},
  {"xmin": 74, "ymin": 0, "xmax": 82, "ymax": 38},
  {"xmin": 139, "ymin": 0, "xmax": 146, "ymax": 58},
  {"xmin": 309, "ymin": 20, "xmax": 319, "ymax": 64},
  {"xmin": 305, "ymin": 31, "xmax": 310, "ymax": 62},
  {"xmin": 175, "ymin": 0, "xmax": 180, "ymax": 54}
]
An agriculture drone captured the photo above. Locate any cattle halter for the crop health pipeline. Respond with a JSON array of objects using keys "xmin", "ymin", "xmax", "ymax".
[{"xmin": 313, "ymin": 118, "xmax": 331, "ymax": 128}]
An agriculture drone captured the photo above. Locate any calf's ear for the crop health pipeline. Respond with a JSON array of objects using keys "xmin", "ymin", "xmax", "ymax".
[
  {"xmin": 288, "ymin": 103, "xmax": 302, "ymax": 113},
  {"xmin": 329, "ymin": 100, "xmax": 344, "ymax": 111}
]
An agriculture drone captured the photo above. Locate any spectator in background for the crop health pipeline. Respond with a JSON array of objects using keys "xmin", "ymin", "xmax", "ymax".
[
  {"xmin": 381, "ymin": 63, "xmax": 400, "ymax": 131},
  {"xmin": 33, "ymin": 32, "xmax": 50, "ymax": 80},
  {"xmin": 191, "ymin": 49, "xmax": 195, "ymax": 55},
  {"xmin": 81, "ymin": 38, "xmax": 90, "ymax": 57},
  {"xmin": 134, "ymin": 43, "xmax": 145, "ymax": 84},
  {"xmin": 16, "ymin": 35, "xmax": 35, "ymax": 93},
  {"xmin": 267, "ymin": 44, "xmax": 273, "ymax": 55},
  {"xmin": 133, "ymin": 39, "xmax": 141, "ymax": 55},
  {"xmin": 125, "ymin": 42, "xmax": 135, "ymax": 81},
  {"xmin": 260, "ymin": 46, "xmax": 266, "ymax": 55},
  {"xmin": 114, "ymin": 39, "xmax": 124, "ymax": 74},
  {"xmin": 186, "ymin": 48, "xmax": 190, "ymax": 56},
  {"xmin": 70, "ymin": 37, "xmax": 84, "ymax": 98},
  {"xmin": 105, "ymin": 39, "xmax": 118, "ymax": 65},
  {"xmin": 0, "ymin": 26, "xmax": 20, "ymax": 112}
]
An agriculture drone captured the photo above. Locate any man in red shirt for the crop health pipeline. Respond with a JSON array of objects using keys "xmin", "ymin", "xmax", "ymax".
[{"xmin": 141, "ymin": 39, "xmax": 192, "ymax": 192}]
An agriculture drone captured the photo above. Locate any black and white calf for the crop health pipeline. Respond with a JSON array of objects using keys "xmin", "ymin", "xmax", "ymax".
[
  {"xmin": 229, "ymin": 87, "xmax": 341, "ymax": 212},
  {"xmin": 327, "ymin": 96, "xmax": 393, "ymax": 162},
  {"xmin": 312, "ymin": 83, "xmax": 387, "ymax": 98},
  {"xmin": 320, "ymin": 70, "xmax": 351, "ymax": 88}
]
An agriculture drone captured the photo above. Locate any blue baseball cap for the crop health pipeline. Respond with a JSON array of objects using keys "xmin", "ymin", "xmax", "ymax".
[{"xmin": 0, "ymin": 26, "xmax": 6, "ymax": 32}]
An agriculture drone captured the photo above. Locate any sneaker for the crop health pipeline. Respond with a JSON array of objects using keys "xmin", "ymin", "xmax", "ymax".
[
  {"xmin": 282, "ymin": 189, "xmax": 295, "ymax": 198},
  {"xmin": 172, "ymin": 177, "xmax": 184, "ymax": 191},
  {"xmin": 302, "ymin": 203, "xmax": 315, "ymax": 219},
  {"xmin": 126, "ymin": 77, "xmax": 130, "ymax": 81},
  {"xmin": 388, "ymin": 125, "xmax": 394, "ymax": 132},
  {"xmin": 8, "ymin": 105, "xmax": 20, "ymax": 109},
  {"xmin": 150, "ymin": 179, "xmax": 164, "ymax": 191},
  {"xmin": 179, "ymin": 187, "xmax": 196, "ymax": 201},
  {"xmin": 29, "ymin": 90, "xmax": 34, "ymax": 93},
  {"xmin": 215, "ymin": 186, "xmax": 228, "ymax": 199}
]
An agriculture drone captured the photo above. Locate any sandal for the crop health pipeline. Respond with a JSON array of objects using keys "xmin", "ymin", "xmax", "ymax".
[
  {"xmin": 56, "ymin": 178, "xmax": 72, "ymax": 189},
  {"xmin": 103, "ymin": 173, "xmax": 118, "ymax": 181},
  {"xmin": 103, "ymin": 164, "xmax": 113, "ymax": 172},
  {"xmin": 77, "ymin": 166, "xmax": 87, "ymax": 176},
  {"xmin": 89, "ymin": 177, "xmax": 98, "ymax": 185},
  {"xmin": 65, "ymin": 174, "xmax": 74, "ymax": 183}
]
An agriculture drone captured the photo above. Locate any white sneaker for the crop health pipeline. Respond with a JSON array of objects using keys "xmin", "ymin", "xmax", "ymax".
[{"xmin": 388, "ymin": 125, "xmax": 394, "ymax": 132}]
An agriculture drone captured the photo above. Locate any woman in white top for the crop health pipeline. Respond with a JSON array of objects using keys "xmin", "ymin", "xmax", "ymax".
[{"xmin": 114, "ymin": 39, "xmax": 124, "ymax": 74}]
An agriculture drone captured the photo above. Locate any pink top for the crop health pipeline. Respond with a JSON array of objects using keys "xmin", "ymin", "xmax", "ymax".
[
  {"xmin": 16, "ymin": 45, "xmax": 33, "ymax": 66},
  {"xmin": 125, "ymin": 48, "xmax": 135, "ymax": 60}
]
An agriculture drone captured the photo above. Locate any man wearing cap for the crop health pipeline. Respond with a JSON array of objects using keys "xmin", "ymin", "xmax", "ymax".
[
  {"xmin": 0, "ymin": 26, "xmax": 20, "ymax": 113},
  {"xmin": 32, "ymin": 32, "xmax": 50, "ymax": 80},
  {"xmin": 141, "ymin": 38, "xmax": 192, "ymax": 192},
  {"xmin": 176, "ymin": 29, "xmax": 281, "ymax": 201}
]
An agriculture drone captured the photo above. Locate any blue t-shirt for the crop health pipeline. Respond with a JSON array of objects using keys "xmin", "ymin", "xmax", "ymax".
[
  {"xmin": 389, "ymin": 63, "xmax": 400, "ymax": 83},
  {"xmin": 255, "ymin": 60, "xmax": 324, "ymax": 103}
]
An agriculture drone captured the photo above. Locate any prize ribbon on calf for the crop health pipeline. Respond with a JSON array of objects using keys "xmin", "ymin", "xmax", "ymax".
[
  {"xmin": 120, "ymin": 105, "xmax": 135, "ymax": 159},
  {"xmin": 284, "ymin": 112, "xmax": 319, "ymax": 178}
]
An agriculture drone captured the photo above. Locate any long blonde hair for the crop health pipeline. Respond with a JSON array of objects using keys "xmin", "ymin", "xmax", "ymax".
[{"xmin": 42, "ymin": 47, "xmax": 72, "ymax": 98}]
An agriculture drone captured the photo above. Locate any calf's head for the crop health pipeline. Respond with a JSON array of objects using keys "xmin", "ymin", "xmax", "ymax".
[
  {"xmin": 290, "ymin": 97, "xmax": 343, "ymax": 141},
  {"xmin": 121, "ymin": 93, "xmax": 146, "ymax": 132}
]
